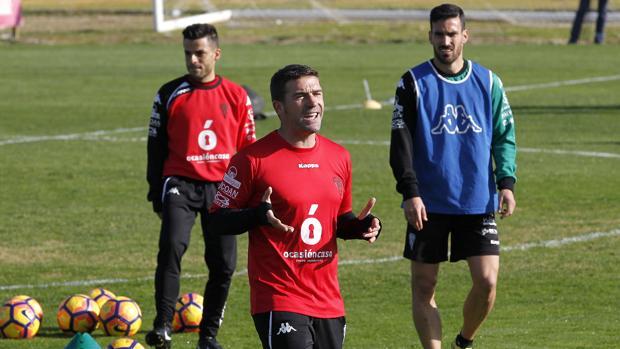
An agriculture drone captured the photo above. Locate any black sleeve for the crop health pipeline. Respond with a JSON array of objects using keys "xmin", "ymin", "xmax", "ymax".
[
  {"xmin": 146, "ymin": 89, "xmax": 169, "ymax": 213},
  {"xmin": 206, "ymin": 202, "xmax": 273, "ymax": 235},
  {"xmin": 389, "ymin": 72, "xmax": 420, "ymax": 201},
  {"xmin": 336, "ymin": 212, "xmax": 382, "ymax": 241}
]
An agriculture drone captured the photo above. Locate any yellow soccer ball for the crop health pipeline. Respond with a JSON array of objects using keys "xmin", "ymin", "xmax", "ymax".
[
  {"xmin": 57, "ymin": 294, "xmax": 100, "ymax": 334},
  {"xmin": 172, "ymin": 292, "xmax": 204, "ymax": 333},
  {"xmin": 99, "ymin": 296, "xmax": 142, "ymax": 337}
]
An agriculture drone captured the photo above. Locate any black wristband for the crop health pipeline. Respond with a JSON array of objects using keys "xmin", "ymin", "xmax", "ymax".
[
  {"xmin": 364, "ymin": 214, "xmax": 382, "ymax": 241},
  {"xmin": 257, "ymin": 202, "xmax": 273, "ymax": 226}
]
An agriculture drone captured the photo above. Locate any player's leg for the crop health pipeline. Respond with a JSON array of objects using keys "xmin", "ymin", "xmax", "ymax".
[
  {"xmin": 594, "ymin": 0, "xmax": 608, "ymax": 43},
  {"xmin": 198, "ymin": 182, "xmax": 237, "ymax": 347},
  {"xmin": 403, "ymin": 213, "xmax": 450, "ymax": 349},
  {"xmin": 253, "ymin": 311, "xmax": 314, "ymax": 349},
  {"xmin": 411, "ymin": 262, "xmax": 442, "ymax": 349},
  {"xmin": 461, "ymin": 255, "xmax": 499, "ymax": 340},
  {"xmin": 312, "ymin": 316, "xmax": 346, "ymax": 349},
  {"xmin": 569, "ymin": 0, "xmax": 591, "ymax": 43},
  {"xmin": 148, "ymin": 177, "xmax": 198, "ymax": 348},
  {"xmin": 450, "ymin": 213, "xmax": 500, "ymax": 348}
]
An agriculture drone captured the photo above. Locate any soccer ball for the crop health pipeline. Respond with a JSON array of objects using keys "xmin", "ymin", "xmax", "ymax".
[
  {"xmin": 106, "ymin": 337, "xmax": 145, "ymax": 349},
  {"xmin": 57, "ymin": 294, "xmax": 100, "ymax": 334},
  {"xmin": 88, "ymin": 288, "xmax": 116, "ymax": 330},
  {"xmin": 4, "ymin": 295, "xmax": 43, "ymax": 322},
  {"xmin": 0, "ymin": 303, "xmax": 41, "ymax": 339},
  {"xmin": 88, "ymin": 288, "xmax": 117, "ymax": 309},
  {"xmin": 172, "ymin": 292, "xmax": 203, "ymax": 333},
  {"xmin": 99, "ymin": 296, "xmax": 142, "ymax": 336}
]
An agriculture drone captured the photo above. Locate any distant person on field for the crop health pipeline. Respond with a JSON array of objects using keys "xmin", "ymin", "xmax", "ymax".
[
  {"xmin": 145, "ymin": 23, "xmax": 256, "ymax": 349},
  {"xmin": 0, "ymin": 0, "xmax": 22, "ymax": 41},
  {"xmin": 207, "ymin": 64, "xmax": 382, "ymax": 349},
  {"xmin": 390, "ymin": 4, "xmax": 517, "ymax": 349},
  {"xmin": 569, "ymin": 0, "xmax": 608, "ymax": 44}
]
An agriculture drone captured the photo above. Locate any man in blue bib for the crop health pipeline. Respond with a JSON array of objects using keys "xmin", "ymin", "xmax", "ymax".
[{"xmin": 390, "ymin": 4, "xmax": 517, "ymax": 349}]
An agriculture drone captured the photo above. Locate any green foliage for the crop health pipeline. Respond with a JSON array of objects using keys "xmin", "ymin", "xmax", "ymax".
[{"xmin": 0, "ymin": 42, "xmax": 619, "ymax": 348}]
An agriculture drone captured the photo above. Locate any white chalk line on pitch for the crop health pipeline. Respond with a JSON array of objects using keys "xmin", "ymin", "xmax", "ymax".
[
  {"xmin": 0, "ymin": 127, "xmax": 145, "ymax": 146},
  {"xmin": 1, "ymin": 229, "xmax": 618, "ymax": 291},
  {"xmin": 504, "ymin": 74, "xmax": 620, "ymax": 92},
  {"xmin": 336, "ymin": 140, "xmax": 620, "ymax": 159},
  {"xmin": 1, "ymin": 127, "xmax": 618, "ymax": 161},
  {"xmin": 2, "ymin": 73, "xmax": 619, "ymax": 147}
]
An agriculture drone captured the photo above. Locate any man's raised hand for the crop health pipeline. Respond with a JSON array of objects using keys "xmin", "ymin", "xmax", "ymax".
[
  {"xmin": 357, "ymin": 197, "xmax": 381, "ymax": 243},
  {"xmin": 262, "ymin": 186, "xmax": 294, "ymax": 233}
]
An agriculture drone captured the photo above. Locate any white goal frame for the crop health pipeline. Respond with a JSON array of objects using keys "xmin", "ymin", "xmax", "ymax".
[{"xmin": 152, "ymin": 0, "xmax": 231, "ymax": 33}]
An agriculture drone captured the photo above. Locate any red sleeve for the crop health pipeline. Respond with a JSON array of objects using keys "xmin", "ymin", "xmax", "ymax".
[
  {"xmin": 339, "ymin": 151, "xmax": 353, "ymax": 216},
  {"xmin": 211, "ymin": 151, "xmax": 254, "ymax": 211},
  {"xmin": 237, "ymin": 93, "xmax": 256, "ymax": 150}
]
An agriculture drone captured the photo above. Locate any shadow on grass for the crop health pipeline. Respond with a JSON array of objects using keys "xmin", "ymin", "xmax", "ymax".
[
  {"xmin": 35, "ymin": 326, "xmax": 74, "ymax": 338},
  {"xmin": 36, "ymin": 326, "xmax": 146, "ymax": 338}
]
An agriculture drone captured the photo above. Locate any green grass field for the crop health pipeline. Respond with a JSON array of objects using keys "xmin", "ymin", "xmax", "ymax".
[{"xmin": 1, "ymin": 24, "xmax": 620, "ymax": 349}]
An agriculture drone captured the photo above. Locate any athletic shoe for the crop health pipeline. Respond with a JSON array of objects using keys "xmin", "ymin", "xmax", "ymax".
[
  {"xmin": 197, "ymin": 336, "xmax": 223, "ymax": 349},
  {"xmin": 452, "ymin": 340, "xmax": 473, "ymax": 349},
  {"xmin": 145, "ymin": 324, "xmax": 172, "ymax": 349}
]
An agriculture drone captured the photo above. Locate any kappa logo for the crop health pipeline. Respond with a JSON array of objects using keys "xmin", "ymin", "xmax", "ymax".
[
  {"xmin": 276, "ymin": 322, "xmax": 297, "ymax": 335},
  {"xmin": 298, "ymin": 163, "xmax": 319, "ymax": 169},
  {"xmin": 167, "ymin": 187, "xmax": 180, "ymax": 196},
  {"xmin": 431, "ymin": 104, "xmax": 482, "ymax": 135}
]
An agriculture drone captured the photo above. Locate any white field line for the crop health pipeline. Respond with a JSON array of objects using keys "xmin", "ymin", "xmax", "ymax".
[
  {"xmin": 1, "ymin": 229, "xmax": 618, "ymax": 291},
  {"xmin": 335, "ymin": 140, "xmax": 620, "ymax": 159},
  {"xmin": 504, "ymin": 74, "xmax": 620, "ymax": 92},
  {"xmin": 482, "ymin": 2, "xmax": 518, "ymax": 25},
  {"xmin": 308, "ymin": 0, "xmax": 350, "ymax": 24},
  {"xmin": 518, "ymin": 147, "xmax": 620, "ymax": 159},
  {"xmin": 4, "ymin": 130, "xmax": 617, "ymax": 160},
  {"xmin": 2, "ymin": 73, "xmax": 619, "ymax": 147},
  {"xmin": 0, "ymin": 127, "xmax": 145, "ymax": 146}
]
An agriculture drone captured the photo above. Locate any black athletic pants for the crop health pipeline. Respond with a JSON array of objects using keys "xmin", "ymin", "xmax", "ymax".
[{"xmin": 153, "ymin": 176, "xmax": 237, "ymax": 338}]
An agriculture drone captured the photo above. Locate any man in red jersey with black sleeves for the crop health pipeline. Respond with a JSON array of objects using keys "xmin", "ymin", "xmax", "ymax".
[
  {"xmin": 145, "ymin": 23, "xmax": 256, "ymax": 349},
  {"xmin": 207, "ymin": 64, "xmax": 382, "ymax": 349}
]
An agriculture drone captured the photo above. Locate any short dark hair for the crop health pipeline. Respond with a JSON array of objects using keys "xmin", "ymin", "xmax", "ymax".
[
  {"xmin": 430, "ymin": 3, "xmax": 466, "ymax": 29},
  {"xmin": 270, "ymin": 64, "xmax": 319, "ymax": 102},
  {"xmin": 182, "ymin": 23, "xmax": 219, "ymax": 47}
]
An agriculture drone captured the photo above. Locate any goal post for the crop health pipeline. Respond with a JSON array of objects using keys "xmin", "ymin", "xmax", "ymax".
[{"xmin": 152, "ymin": 0, "xmax": 231, "ymax": 33}]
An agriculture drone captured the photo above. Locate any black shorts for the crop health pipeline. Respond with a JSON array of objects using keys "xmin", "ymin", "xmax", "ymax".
[
  {"xmin": 403, "ymin": 213, "xmax": 500, "ymax": 263},
  {"xmin": 252, "ymin": 311, "xmax": 346, "ymax": 349}
]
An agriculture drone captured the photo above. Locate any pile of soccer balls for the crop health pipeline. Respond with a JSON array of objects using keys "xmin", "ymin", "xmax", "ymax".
[
  {"xmin": 0, "ymin": 289, "xmax": 204, "ymax": 347},
  {"xmin": 57, "ymin": 288, "xmax": 143, "ymax": 337}
]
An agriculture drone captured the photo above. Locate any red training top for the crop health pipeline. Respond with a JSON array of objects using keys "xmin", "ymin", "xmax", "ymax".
[{"xmin": 212, "ymin": 131, "xmax": 352, "ymax": 318}]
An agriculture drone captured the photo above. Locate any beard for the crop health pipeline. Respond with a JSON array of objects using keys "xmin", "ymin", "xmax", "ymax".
[{"xmin": 433, "ymin": 44, "xmax": 462, "ymax": 65}]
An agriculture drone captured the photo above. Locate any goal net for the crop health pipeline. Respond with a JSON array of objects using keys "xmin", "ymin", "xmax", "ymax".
[{"xmin": 152, "ymin": 0, "xmax": 231, "ymax": 33}]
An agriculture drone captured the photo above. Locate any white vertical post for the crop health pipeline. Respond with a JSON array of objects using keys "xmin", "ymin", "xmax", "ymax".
[
  {"xmin": 153, "ymin": 0, "xmax": 164, "ymax": 32},
  {"xmin": 153, "ymin": 0, "xmax": 232, "ymax": 33}
]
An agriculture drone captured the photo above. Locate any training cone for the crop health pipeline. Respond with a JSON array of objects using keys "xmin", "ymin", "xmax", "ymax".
[
  {"xmin": 364, "ymin": 99, "xmax": 383, "ymax": 110},
  {"xmin": 65, "ymin": 332, "xmax": 102, "ymax": 349}
]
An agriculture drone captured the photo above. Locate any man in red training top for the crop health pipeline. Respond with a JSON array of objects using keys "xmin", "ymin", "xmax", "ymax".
[
  {"xmin": 208, "ymin": 64, "xmax": 382, "ymax": 349},
  {"xmin": 145, "ymin": 23, "xmax": 256, "ymax": 349}
]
